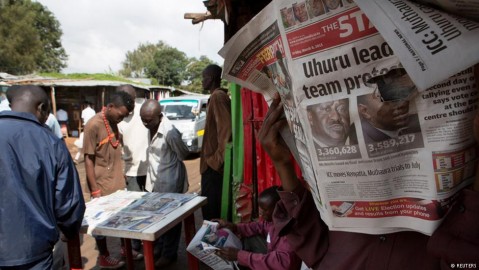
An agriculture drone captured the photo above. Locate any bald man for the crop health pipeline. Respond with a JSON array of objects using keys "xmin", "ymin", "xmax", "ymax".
[
  {"xmin": 140, "ymin": 100, "xmax": 189, "ymax": 267},
  {"xmin": 0, "ymin": 85, "xmax": 85, "ymax": 269}
]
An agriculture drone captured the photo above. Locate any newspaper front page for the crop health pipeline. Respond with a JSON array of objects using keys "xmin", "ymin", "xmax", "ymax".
[{"xmin": 219, "ymin": 0, "xmax": 478, "ymax": 235}]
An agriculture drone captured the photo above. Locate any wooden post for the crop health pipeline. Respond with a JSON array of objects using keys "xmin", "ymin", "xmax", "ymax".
[
  {"xmin": 101, "ymin": 87, "xmax": 105, "ymax": 107},
  {"xmin": 50, "ymin": 86, "xmax": 57, "ymax": 117},
  {"xmin": 66, "ymin": 234, "xmax": 82, "ymax": 270}
]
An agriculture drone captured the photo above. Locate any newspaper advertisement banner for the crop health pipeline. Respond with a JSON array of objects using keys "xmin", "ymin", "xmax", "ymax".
[
  {"xmin": 219, "ymin": 0, "xmax": 478, "ymax": 235},
  {"xmin": 354, "ymin": 0, "xmax": 479, "ymax": 90}
]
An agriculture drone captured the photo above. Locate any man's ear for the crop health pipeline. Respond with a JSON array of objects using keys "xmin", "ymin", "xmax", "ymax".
[
  {"xmin": 307, "ymin": 110, "xmax": 314, "ymax": 125},
  {"xmin": 38, "ymin": 102, "xmax": 49, "ymax": 114},
  {"xmin": 358, "ymin": 104, "xmax": 371, "ymax": 120},
  {"xmin": 37, "ymin": 102, "xmax": 49, "ymax": 123}
]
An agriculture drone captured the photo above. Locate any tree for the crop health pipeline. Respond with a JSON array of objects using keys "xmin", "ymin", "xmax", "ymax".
[
  {"xmin": 31, "ymin": 1, "xmax": 68, "ymax": 72},
  {"xmin": 119, "ymin": 41, "xmax": 168, "ymax": 78},
  {"xmin": 0, "ymin": 0, "xmax": 67, "ymax": 74},
  {"xmin": 147, "ymin": 46, "xmax": 189, "ymax": 86},
  {"xmin": 118, "ymin": 41, "xmax": 223, "ymax": 92}
]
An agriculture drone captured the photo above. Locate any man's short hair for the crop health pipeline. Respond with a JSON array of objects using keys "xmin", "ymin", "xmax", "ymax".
[
  {"xmin": 108, "ymin": 91, "xmax": 134, "ymax": 112},
  {"xmin": 205, "ymin": 64, "xmax": 222, "ymax": 79},
  {"xmin": 259, "ymin": 185, "xmax": 280, "ymax": 204}
]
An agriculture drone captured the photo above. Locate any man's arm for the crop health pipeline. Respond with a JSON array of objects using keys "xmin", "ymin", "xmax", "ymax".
[
  {"xmin": 258, "ymin": 93, "xmax": 329, "ymax": 268},
  {"xmin": 257, "ymin": 93, "xmax": 299, "ymax": 191},
  {"xmin": 85, "ymin": 154, "xmax": 100, "ymax": 197},
  {"xmin": 54, "ymin": 140, "xmax": 86, "ymax": 239},
  {"xmin": 82, "ymin": 121, "xmax": 101, "ymax": 197},
  {"xmin": 167, "ymin": 127, "xmax": 190, "ymax": 161},
  {"xmin": 219, "ymin": 234, "xmax": 301, "ymax": 270},
  {"xmin": 207, "ymin": 92, "xmax": 232, "ymax": 172},
  {"xmin": 235, "ymin": 221, "xmax": 269, "ymax": 238}
]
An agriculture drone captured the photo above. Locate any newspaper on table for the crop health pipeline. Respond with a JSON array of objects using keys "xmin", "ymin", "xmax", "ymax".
[
  {"xmin": 187, "ymin": 221, "xmax": 242, "ymax": 270},
  {"xmin": 82, "ymin": 191, "xmax": 197, "ymax": 233},
  {"xmin": 219, "ymin": 0, "xmax": 479, "ymax": 235}
]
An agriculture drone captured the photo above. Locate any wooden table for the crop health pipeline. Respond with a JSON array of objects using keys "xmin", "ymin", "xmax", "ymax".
[{"xmin": 73, "ymin": 195, "xmax": 207, "ymax": 270}]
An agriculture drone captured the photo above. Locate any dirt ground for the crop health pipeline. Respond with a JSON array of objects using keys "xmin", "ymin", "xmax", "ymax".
[{"xmin": 64, "ymin": 137, "xmax": 209, "ymax": 270}]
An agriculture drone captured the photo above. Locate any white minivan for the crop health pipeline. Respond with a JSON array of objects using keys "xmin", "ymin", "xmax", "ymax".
[{"xmin": 159, "ymin": 95, "xmax": 209, "ymax": 153}]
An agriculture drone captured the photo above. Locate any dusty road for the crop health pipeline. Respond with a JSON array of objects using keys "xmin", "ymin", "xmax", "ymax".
[{"xmin": 65, "ymin": 137, "xmax": 207, "ymax": 270}]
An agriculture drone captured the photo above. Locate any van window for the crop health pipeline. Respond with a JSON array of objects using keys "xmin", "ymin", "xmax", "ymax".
[{"xmin": 160, "ymin": 100, "xmax": 198, "ymax": 120}]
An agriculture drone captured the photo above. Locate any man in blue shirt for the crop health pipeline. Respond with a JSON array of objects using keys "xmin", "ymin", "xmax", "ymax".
[{"xmin": 0, "ymin": 85, "xmax": 85, "ymax": 269}]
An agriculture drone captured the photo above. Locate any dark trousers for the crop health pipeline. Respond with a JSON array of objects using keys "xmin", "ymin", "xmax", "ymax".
[
  {"xmin": 126, "ymin": 175, "xmax": 147, "ymax": 192},
  {"xmin": 201, "ymin": 167, "xmax": 223, "ymax": 220},
  {"xmin": 126, "ymin": 175, "xmax": 147, "ymax": 251},
  {"xmin": 155, "ymin": 223, "xmax": 182, "ymax": 260},
  {"xmin": 1, "ymin": 252, "xmax": 53, "ymax": 270}
]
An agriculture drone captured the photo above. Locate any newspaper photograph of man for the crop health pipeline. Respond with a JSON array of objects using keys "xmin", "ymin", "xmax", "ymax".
[
  {"xmin": 306, "ymin": 0, "xmax": 326, "ymax": 18},
  {"xmin": 307, "ymin": 98, "xmax": 361, "ymax": 161},
  {"xmin": 292, "ymin": 1, "xmax": 309, "ymax": 23},
  {"xmin": 280, "ymin": 7, "xmax": 296, "ymax": 28},
  {"xmin": 358, "ymin": 67, "xmax": 425, "ymax": 158},
  {"xmin": 322, "ymin": 0, "xmax": 343, "ymax": 12}
]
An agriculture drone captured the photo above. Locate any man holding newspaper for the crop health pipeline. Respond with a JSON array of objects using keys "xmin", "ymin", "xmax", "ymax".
[
  {"xmin": 219, "ymin": 0, "xmax": 479, "ymax": 268},
  {"xmin": 258, "ymin": 88, "xmax": 479, "ymax": 268}
]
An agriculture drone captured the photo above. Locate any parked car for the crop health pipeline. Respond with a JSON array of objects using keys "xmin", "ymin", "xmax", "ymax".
[{"xmin": 159, "ymin": 95, "xmax": 209, "ymax": 153}]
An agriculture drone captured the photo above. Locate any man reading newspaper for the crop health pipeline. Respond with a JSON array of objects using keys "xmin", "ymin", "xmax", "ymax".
[
  {"xmin": 218, "ymin": 0, "xmax": 479, "ymax": 268},
  {"xmin": 258, "ymin": 87, "xmax": 479, "ymax": 269}
]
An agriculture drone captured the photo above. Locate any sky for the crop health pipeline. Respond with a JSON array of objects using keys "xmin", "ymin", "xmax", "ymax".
[{"xmin": 35, "ymin": 0, "xmax": 225, "ymax": 74}]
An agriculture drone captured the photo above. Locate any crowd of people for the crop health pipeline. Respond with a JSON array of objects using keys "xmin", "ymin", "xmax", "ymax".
[
  {"xmin": 0, "ymin": 64, "xmax": 235, "ymax": 269},
  {"xmin": 1, "ymin": 62, "xmax": 478, "ymax": 270}
]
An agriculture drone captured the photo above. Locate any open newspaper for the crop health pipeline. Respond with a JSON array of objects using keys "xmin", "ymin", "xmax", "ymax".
[
  {"xmin": 187, "ymin": 221, "xmax": 242, "ymax": 270},
  {"xmin": 82, "ymin": 191, "xmax": 197, "ymax": 233},
  {"xmin": 219, "ymin": 0, "xmax": 479, "ymax": 235}
]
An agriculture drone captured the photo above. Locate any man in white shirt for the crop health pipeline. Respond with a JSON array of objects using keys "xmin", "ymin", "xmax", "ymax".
[
  {"xmin": 81, "ymin": 101, "xmax": 95, "ymax": 125},
  {"xmin": 117, "ymin": 85, "xmax": 149, "ymax": 192},
  {"xmin": 45, "ymin": 113, "xmax": 63, "ymax": 139},
  {"xmin": 56, "ymin": 107, "xmax": 69, "ymax": 137},
  {"xmin": 117, "ymin": 85, "xmax": 149, "ymax": 257},
  {"xmin": 56, "ymin": 108, "xmax": 68, "ymax": 122},
  {"xmin": 74, "ymin": 101, "xmax": 96, "ymax": 164},
  {"xmin": 0, "ymin": 97, "xmax": 10, "ymax": 112},
  {"xmin": 140, "ymin": 99, "xmax": 189, "ymax": 268}
]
